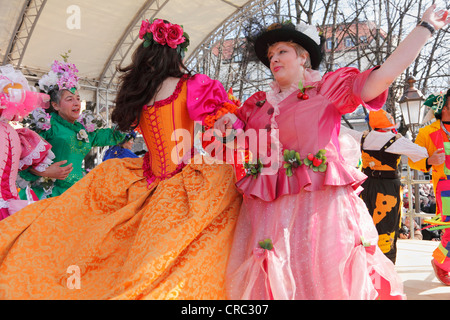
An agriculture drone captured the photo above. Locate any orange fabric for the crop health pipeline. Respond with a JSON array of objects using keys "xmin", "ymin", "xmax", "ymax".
[
  {"xmin": 368, "ymin": 109, "xmax": 396, "ymax": 129},
  {"xmin": 204, "ymin": 102, "xmax": 239, "ymax": 129},
  {"xmin": 140, "ymin": 82, "xmax": 193, "ymax": 178},
  {"xmin": 0, "ymin": 83, "xmax": 242, "ymax": 299}
]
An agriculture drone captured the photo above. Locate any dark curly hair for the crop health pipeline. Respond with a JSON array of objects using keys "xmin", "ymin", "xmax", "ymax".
[{"xmin": 111, "ymin": 23, "xmax": 192, "ymax": 131}]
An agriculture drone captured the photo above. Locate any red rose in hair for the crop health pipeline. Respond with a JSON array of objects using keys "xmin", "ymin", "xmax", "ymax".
[
  {"xmin": 166, "ymin": 24, "xmax": 185, "ymax": 49},
  {"xmin": 139, "ymin": 19, "xmax": 150, "ymax": 40},
  {"xmin": 149, "ymin": 19, "xmax": 168, "ymax": 45}
]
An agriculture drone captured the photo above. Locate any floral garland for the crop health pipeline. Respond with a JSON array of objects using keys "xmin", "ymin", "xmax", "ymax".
[
  {"xmin": 77, "ymin": 110, "xmax": 105, "ymax": 132},
  {"xmin": 75, "ymin": 110, "xmax": 105, "ymax": 143},
  {"xmin": 139, "ymin": 18, "xmax": 190, "ymax": 58},
  {"xmin": 21, "ymin": 107, "xmax": 52, "ymax": 133}
]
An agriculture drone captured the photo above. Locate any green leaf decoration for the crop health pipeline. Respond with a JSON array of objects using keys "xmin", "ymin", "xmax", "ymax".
[
  {"xmin": 258, "ymin": 239, "xmax": 274, "ymax": 251},
  {"xmin": 286, "ymin": 168, "xmax": 293, "ymax": 177},
  {"xmin": 244, "ymin": 159, "xmax": 263, "ymax": 178}
]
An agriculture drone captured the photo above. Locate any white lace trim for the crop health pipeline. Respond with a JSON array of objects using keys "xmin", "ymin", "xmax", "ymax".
[
  {"xmin": 0, "ymin": 199, "xmax": 9, "ymax": 209},
  {"xmin": 18, "ymin": 139, "xmax": 53, "ymax": 171},
  {"xmin": 33, "ymin": 150, "xmax": 55, "ymax": 172},
  {"xmin": 266, "ymin": 81, "xmax": 298, "ymax": 171}
]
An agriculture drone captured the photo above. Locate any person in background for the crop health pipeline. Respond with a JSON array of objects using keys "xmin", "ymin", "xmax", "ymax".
[
  {"xmin": 18, "ymin": 60, "xmax": 125, "ymax": 198},
  {"xmin": 409, "ymin": 89, "xmax": 450, "ymax": 286},
  {"xmin": 0, "ymin": 65, "xmax": 54, "ymax": 220},
  {"xmin": 358, "ymin": 109, "xmax": 428, "ymax": 264},
  {"xmin": 103, "ymin": 131, "xmax": 139, "ymax": 161}
]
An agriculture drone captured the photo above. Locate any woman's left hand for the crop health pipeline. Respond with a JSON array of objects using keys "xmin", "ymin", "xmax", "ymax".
[{"xmin": 422, "ymin": 4, "xmax": 450, "ymax": 31}]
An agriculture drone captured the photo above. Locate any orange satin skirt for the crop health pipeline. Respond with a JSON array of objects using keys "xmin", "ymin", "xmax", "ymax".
[{"xmin": 0, "ymin": 156, "xmax": 241, "ymax": 299}]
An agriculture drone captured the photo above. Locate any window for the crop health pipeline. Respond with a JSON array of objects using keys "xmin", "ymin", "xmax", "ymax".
[
  {"xmin": 326, "ymin": 38, "xmax": 333, "ymax": 50},
  {"xmin": 360, "ymin": 36, "xmax": 368, "ymax": 43},
  {"xmin": 345, "ymin": 37, "xmax": 354, "ymax": 47},
  {"xmin": 233, "ymin": 53, "xmax": 243, "ymax": 63}
]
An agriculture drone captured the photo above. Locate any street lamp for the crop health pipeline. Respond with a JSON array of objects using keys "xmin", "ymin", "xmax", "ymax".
[
  {"xmin": 398, "ymin": 76, "xmax": 431, "ymax": 239},
  {"xmin": 399, "ymin": 76, "xmax": 426, "ymax": 139}
]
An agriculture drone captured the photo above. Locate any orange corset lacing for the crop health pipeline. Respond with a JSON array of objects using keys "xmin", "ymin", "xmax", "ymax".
[{"xmin": 139, "ymin": 75, "xmax": 195, "ymax": 187}]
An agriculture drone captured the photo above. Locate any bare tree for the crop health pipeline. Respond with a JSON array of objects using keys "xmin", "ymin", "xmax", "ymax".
[{"xmin": 187, "ymin": 0, "xmax": 450, "ymax": 128}]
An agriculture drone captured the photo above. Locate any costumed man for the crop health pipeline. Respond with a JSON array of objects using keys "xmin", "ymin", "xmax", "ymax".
[
  {"xmin": 103, "ymin": 131, "xmax": 139, "ymax": 161},
  {"xmin": 353, "ymin": 109, "xmax": 428, "ymax": 263},
  {"xmin": 409, "ymin": 90, "xmax": 450, "ymax": 285}
]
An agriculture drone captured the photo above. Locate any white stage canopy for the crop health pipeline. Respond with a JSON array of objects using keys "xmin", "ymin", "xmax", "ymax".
[{"xmin": 0, "ymin": 0, "xmax": 256, "ymax": 90}]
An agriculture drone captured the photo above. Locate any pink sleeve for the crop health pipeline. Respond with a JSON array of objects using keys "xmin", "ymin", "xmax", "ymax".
[
  {"xmin": 235, "ymin": 91, "xmax": 267, "ymax": 127},
  {"xmin": 16, "ymin": 128, "xmax": 53, "ymax": 171},
  {"xmin": 320, "ymin": 66, "xmax": 388, "ymax": 115},
  {"xmin": 186, "ymin": 74, "xmax": 243, "ymax": 129}
]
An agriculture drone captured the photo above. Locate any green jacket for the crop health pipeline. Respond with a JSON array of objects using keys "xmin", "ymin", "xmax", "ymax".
[{"xmin": 20, "ymin": 113, "xmax": 125, "ymax": 198}]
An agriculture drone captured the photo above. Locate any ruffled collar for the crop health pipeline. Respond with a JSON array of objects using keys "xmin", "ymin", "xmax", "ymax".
[
  {"xmin": 52, "ymin": 112, "xmax": 84, "ymax": 132},
  {"xmin": 266, "ymin": 68, "xmax": 322, "ymax": 107},
  {"xmin": 264, "ymin": 68, "xmax": 323, "ymax": 172},
  {"xmin": 266, "ymin": 81, "xmax": 298, "ymax": 108}
]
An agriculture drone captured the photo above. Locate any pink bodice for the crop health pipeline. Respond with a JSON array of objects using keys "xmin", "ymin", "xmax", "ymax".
[
  {"xmin": 0, "ymin": 121, "xmax": 52, "ymax": 215},
  {"xmin": 235, "ymin": 67, "xmax": 388, "ymax": 201}
]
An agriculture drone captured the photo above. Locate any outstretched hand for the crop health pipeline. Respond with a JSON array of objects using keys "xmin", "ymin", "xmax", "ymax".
[{"xmin": 422, "ymin": 4, "xmax": 450, "ymax": 30}]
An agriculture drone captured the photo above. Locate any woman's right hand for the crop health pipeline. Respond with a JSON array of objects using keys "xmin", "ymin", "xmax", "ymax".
[
  {"xmin": 427, "ymin": 148, "xmax": 445, "ymax": 166},
  {"xmin": 214, "ymin": 112, "xmax": 237, "ymax": 133},
  {"xmin": 30, "ymin": 160, "xmax": 73, "ymax": 180}
]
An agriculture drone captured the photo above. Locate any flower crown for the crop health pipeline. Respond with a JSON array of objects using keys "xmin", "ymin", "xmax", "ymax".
[
  {"xmin": 38, "ymin": 59, "xmax": 79, "ymax": 94},
  {"xmin": 139, "ymin": 19, "xmax": 190, "ymax": 57},
  {"xmin": 424, "ymin": 92, "xmax": 447, "ymax": 116}
]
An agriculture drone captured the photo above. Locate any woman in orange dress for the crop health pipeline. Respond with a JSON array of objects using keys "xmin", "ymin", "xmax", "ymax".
[{"xmin": 0, "ymin": 19, "xmax": 241, "ymax": 299}]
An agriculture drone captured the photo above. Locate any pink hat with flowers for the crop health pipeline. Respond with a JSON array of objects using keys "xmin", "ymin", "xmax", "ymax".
[{"xmin": 0, "ymin": 65, "xmax": 49, "ymax": 122}]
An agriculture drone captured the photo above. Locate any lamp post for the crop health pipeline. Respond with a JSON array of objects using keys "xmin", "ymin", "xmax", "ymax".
[
  {"xmin": 399, "ymin": 76, "xmax": 426, "ymax": 138},
  {"xmin": 398, "ymin": 76, "xmax": 430, "ymax": 239}
]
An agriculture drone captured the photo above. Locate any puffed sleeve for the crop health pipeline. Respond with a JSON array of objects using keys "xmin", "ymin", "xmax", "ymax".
[
  {"xmin": 16, "ymin": 128, "xmax": 54, "ymax": 172},
  {"xmin": 320, "ymin": 66, "xmax": 388, "ymax": 115},
  {"xmin": 186, "ymin": 74, "xmax": 243, "ymax": 129},
  {"xmin": 235, "ymin": 91, "xmax": 267, "ymax": 127}
]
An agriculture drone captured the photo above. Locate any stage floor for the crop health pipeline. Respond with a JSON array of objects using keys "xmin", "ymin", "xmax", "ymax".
[{"xmin": 396, "ymin": 239, "xmax": 450, "ymax": 300}]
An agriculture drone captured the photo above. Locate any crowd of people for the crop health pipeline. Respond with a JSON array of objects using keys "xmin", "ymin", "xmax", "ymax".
[
  {"xmin": 0, "ymin": 4, "xmax": 449, "ymax": 299},
  {"xmin": 401, "ymin": 183, "xmax": 440, "ymax": 241}
]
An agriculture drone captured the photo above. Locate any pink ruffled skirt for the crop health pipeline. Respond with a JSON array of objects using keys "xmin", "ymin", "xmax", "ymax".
[{"xmin": 225, "ymin": 185, "xmax": 405, "ymax": 300}]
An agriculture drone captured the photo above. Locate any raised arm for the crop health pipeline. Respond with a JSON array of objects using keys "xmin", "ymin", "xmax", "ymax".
[{"xmin": 361, "ymin": 4, "xmax": 450, "ymax": 102}]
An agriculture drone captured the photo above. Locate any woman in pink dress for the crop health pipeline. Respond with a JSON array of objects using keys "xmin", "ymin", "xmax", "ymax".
[
  {"xmin": 0, "ymin": 65, "xmax": 54, "ymax": 220},
  {"xmin": 221, "ymin": 5, "xmax": 450, "ymax": 299}
]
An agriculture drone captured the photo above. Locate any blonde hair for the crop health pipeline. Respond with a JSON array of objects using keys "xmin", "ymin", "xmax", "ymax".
[{"xmin": 288, "ymin": 41, "xmax": 312, "ymax": 69}]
